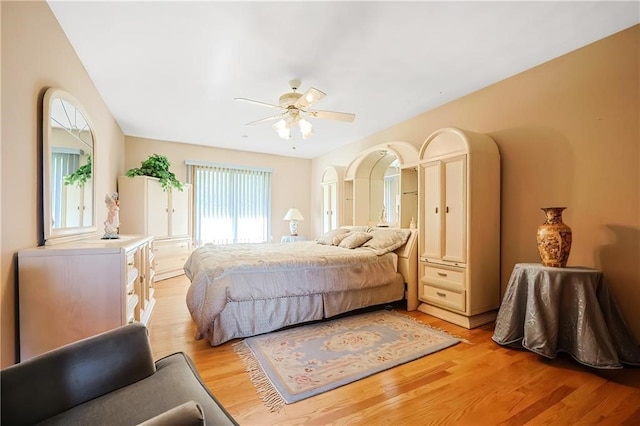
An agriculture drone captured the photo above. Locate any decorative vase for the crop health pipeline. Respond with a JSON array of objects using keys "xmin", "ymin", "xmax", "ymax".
[{"xmin": 536, "ymin": 207, "xmax": 572, "ymax": 267}]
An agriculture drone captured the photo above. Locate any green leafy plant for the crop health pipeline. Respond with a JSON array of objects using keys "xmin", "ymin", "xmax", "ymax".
[
  {"xmin": 126, "ymin": 154, "xmax": 183, "ymax": 191},
  {"xmin": 64, "ymin": 155, "xmax": 92, "ymax": 187}
]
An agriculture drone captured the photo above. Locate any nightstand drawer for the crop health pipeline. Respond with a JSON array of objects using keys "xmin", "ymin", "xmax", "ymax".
[
  {"xmin": 421, "ymin": 264, "xmax": 465, "ymax": 292},
  {"xmin": 420, "ymin": 284, "xmax": 466, "ymax": 312}
]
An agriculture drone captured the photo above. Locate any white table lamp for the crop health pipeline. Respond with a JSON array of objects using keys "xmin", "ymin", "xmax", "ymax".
[{"xmin": 283, "ymin": 208, "xmax": 304, "ymax": 236}]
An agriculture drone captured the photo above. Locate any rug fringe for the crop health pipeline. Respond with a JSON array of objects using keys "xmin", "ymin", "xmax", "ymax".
[
  {"xmin": 233, "ymin": 341, "xmax": 286, "ymax": 413},
  {"xmin": 387, "ymin": 310, "xmax": 472, "ymax": 344}
]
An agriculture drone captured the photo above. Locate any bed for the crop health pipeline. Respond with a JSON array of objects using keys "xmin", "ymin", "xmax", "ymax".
[{"xmin": 184, "ymin": 227, "xmax": 419, "ymax": 346}]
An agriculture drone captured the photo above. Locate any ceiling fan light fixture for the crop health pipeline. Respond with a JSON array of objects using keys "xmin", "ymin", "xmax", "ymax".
[
  {"xmin": 299, "ymin": 118, "xmax": 313, "ymax": 140},
  {"xmin": 237, "ymin": 80, "xmax": 355, "ymax": 142},
  {"xmin": 273, "ymin": 119, "xmax": 291, "ymax": 139}
]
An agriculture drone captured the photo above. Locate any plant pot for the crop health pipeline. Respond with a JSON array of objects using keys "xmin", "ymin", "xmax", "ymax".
[{"xmin": 536, "ymin": 207, "xmax": 572, "ymax": 267}]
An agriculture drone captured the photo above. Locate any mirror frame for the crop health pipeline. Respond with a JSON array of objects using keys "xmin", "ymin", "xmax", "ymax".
[{"xmin": 43, "ymin": 88, "xmax": 97, "ymax": 244}]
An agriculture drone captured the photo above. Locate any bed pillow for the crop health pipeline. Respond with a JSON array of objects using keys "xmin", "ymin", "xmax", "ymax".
[
  {"xmin": 361, "ymin": 228, "xmax": 411, "ymax": 255},
  {"xmin": 338, "ymin": 231, "xmax": 373, "ymax": 249},
  {"xmin": 316, "ymin": 228, "xmax": 350, "ymax": 245}
]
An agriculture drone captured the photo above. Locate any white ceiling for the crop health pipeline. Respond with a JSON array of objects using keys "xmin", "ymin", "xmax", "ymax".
[{"xmin": 47, "ymin": 1, "xmax": 639, "ymax": 159}]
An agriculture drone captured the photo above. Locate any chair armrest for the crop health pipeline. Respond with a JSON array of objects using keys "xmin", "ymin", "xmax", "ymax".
[
  {"xmin": 137, "ymin": 401, "xmax": 205, "ymax": 426},
  {"xmin": 1, "ymin": 323, "xmax": 156, "ymax": 425}
]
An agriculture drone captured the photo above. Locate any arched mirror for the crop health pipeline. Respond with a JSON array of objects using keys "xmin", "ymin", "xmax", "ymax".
[
  {"xmin": 344, "ymin": 141, "xmax": 419, "ymax": 228},
  {"xmin": 368, "ymin": 151, "xmax": 400, "ymax": 226},
  {"xmin": 43, "ymin": 88, "xmax": 96, "ymax": 244}
]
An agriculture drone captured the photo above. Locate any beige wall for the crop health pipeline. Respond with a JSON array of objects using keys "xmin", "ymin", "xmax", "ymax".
[
  {"xmin": 312, "ymin": 25, "xmax": 640, "ymax": 340},
  {"xmin": 124, "ymin": 136, "xmax": 312, "ymax": 242},
  {"xmin": 1, "ymin": 1, "xmax": 125, "ymax": 366}
]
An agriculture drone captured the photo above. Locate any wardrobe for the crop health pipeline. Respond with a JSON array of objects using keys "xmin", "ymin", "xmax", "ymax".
[
  {"xmin": 417, "ymin": 127, "xmax": 501, "ymax": 328},
  {"xmin": 117, "ymin": 176, "xmax": 193, "ymax": 280}
]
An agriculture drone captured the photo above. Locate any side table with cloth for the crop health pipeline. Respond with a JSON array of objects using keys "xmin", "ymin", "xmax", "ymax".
[{"xmin": 492, "ymin": 263, "xmax": 640, "ymax": 369}]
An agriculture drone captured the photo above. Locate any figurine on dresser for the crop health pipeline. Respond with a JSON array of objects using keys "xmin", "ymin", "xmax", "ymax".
[
  {"xmin": 102, "ymin": 192, "xmax": 120, "ymax": 239},
  {"xmin": 377, "ymin": 205, "xmax": 389, "ymax": 227}
]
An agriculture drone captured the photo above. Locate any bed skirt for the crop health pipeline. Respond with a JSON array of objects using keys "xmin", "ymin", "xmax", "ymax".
[{"xmin": 207, "ymin": 273, "xmax": 405, "ymax": 346}]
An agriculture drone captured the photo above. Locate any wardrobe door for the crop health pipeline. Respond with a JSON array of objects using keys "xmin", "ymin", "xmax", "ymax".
[
  {"xmin": 147, "ymin": 179, "xmax": 169, "ymax": 238},
  {"xmin": 321, "ymin": 181, "xmax": 338, "ymax": 233},
  {"xmin": 422, "ymin": 161, "xmax": 442, "ymax": 260},
  {"xmin": 443, "ymin": 155, "xmax": 466, "ymax": 263},
  {"xmin": 170, "ymin": 186, "xmax": 191, "ymax": 237}
]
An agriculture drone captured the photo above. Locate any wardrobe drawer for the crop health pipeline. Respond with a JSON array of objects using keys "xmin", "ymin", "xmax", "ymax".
[
  {"xmin": 153, "ymin": 239, "xmax": 191, "ymax": 259},
  {"xmin": 420, "ymin": 284, "xmax": 466, "ymax": 312},
  {"xmin": 154, "ymin": 255, "xmax": 189, "ymax": 274},
  {"xmin": 421, "ymin": 264, "xmax": 465, "ymax": 292}
]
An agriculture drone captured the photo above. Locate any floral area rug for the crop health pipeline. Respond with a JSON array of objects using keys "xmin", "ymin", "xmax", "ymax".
[{"xmin": 233, "ymin": 310, "xmax": 460, "ymax": 411}]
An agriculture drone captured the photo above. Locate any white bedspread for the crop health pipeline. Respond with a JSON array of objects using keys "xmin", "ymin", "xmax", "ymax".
[{"xmin": 184, "ymin": 241, "xmax": 399, "ymax": 339}]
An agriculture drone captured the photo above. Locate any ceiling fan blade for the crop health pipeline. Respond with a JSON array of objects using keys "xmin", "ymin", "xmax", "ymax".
[
  {"xmin": 306, "ymin": 109, "xmax": 356, "ymax": 122},
  {"xmin": 234, "ymin": 97, "xmax": 281, "ymax": 109},
  {"xmin": 245, "ymin": 113, "xmax": 284, "ymax": 126},
  {"xmin": 294, "ymin": 87, "xmax": 326, "ymax": 109}
]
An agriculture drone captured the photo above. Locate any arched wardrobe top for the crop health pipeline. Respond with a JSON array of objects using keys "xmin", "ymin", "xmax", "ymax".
[{"xmin": 419, "ymin": 127, "xmax": 500, "ymax": 161}]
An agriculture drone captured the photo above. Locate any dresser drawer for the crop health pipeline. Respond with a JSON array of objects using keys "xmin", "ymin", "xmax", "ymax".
[
  {"xmin": 127, "ymin": 293, "xmax": 139, "ymax": 323},
  {"xmin": 421, "ymin": 264, "xmax": 465, "ymax": 292},
  {"xmin": 420, "ymin": 284, "xmax": 466, "ymax": 312},
  {"xmin": 126, "ymin": 267, "xmax": 139, "ymax": 289}
]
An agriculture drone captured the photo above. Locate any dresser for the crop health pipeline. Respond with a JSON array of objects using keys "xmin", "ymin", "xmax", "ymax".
[
  {"xmin": 18, "ymin": 234, "xmax": 155, "ymax": 361},
  {"xmin": 117, "ymin": 176, "xmax": 192, "ymax": 280},
  {"xmin": 417, "ymin": 127, "xmax": 501, "ymax": 328}
]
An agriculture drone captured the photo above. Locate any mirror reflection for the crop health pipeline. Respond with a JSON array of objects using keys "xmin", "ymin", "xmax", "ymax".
[
  {"xmin": 368, "ymin": 151, "xmax": 400, "ymax": 226},
  {"xmin": 43, "ymin": 88, "xmax": 96, "ymax": 243}
]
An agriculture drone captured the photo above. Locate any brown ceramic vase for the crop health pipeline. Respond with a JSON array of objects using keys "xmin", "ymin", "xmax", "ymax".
[{"xmin": 536, "ymin": 207, "xmax": 572, "ymax": 267}]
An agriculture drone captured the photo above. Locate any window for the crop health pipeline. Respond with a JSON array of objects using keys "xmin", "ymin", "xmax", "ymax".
[
  {"xmin": 187, "ymin": 162, "xmax": 272, "ymax": 246},
  {"xmin": 51, "ymin": 148, "xmax": 80, "ymax": 228}
]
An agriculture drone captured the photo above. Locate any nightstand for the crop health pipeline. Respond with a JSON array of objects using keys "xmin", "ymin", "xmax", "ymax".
[{"xmin": 281, "ymin": 235, "xmax": 308, "ymax": 243}]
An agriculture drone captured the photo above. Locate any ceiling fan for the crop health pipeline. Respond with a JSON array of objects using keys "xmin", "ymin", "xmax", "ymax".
[{"xmin": 235, "ymin": 79, "xmax": 356, "ymax": 140}]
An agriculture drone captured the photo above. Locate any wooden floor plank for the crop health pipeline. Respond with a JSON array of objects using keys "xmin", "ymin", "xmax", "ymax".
[{"xmin": 147, "ymin": 275, "xmax": 640, "ymax": 425}]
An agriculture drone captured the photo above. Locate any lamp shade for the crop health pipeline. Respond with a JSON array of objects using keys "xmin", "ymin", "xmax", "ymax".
[{"xmin": 283, "ymin": 208, "xmax": 304, "ymax": 221}]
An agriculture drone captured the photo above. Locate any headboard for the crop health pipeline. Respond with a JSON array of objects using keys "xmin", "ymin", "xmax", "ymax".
[{"xmin": 338, "ymin": 225, "xmax": 419, "ymax": 311}]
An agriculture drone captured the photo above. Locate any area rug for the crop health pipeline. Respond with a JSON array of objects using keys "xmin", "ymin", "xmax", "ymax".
[{"xmin": 233, "ymin": 310, "xmax": 460, "ymax": 411}]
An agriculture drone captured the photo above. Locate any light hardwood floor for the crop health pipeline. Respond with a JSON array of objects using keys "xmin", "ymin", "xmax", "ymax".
[{"xmin": 147, "ymin": 275, "xmax": 640, "ymax": 425}]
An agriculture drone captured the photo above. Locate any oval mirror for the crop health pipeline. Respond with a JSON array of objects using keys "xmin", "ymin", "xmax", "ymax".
[{"xmin": 43, "ymin": 88, "xmax": 96, "ymax": 244}]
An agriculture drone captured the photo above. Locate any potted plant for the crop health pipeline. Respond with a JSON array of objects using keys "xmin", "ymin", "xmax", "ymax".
[
  {"xmin": 64, "ymin": 155, "xmax": 92, "ymax": 187},
  {"xmin": 126, "ymin": 154, "xmax": 183, "ymax": 191}
]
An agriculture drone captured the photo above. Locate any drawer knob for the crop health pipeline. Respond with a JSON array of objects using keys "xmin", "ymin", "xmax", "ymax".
[
  {"xmin": 436, "ymin": 292, "xmax": 447, "ymax": 297},
  {"xmin": 437, "ymin": 272, "xmax": 447, "ymax": 277}
]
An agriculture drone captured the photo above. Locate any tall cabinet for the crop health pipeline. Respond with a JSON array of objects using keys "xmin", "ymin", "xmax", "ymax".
[
  {"xmin": 118, "ymin": 176, "xmax": 193, "ymax": 281},
  {"xmin": 18, "ymin": 235, "xmax": 155, "ymax": 360},
  {"xmin": 321, "ymin": 166, "xmax": 345, "ymax": 233},
  {"xmin": 417, "ymin": 127, "xmax": 500, "ymax": 328}
]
